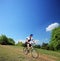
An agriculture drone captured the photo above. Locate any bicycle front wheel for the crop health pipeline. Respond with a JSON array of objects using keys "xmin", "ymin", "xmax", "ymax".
[{"xmin": 31, "ymin": 49, "xmax": 39, "ymax": 58}]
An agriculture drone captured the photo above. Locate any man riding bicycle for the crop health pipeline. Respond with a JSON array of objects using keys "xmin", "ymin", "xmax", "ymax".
[
  {"xmin": 24, "ymin": 34, "xmax": 39, "ymax": 58},
  {"xmin": 25, "ymin": 34, "xmax": 35, "ymax": 52}
]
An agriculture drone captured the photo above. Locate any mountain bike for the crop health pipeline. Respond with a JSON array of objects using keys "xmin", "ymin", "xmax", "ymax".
[{"xmin": 23, "ymin": 43, "xmax": 39, "ymax": 58}]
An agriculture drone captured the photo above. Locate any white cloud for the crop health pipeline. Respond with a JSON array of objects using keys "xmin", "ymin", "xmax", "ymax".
[
  {"xmin": 17, "ymin": 40, "xmax": 25, "ymax": 43},
  {"xmin": 46, "ymin": 22, "xmax": 59, "ymax": 31},
  {"xmin": 15, "ymin": 40, "xmax": 25, "ymax": 44}
]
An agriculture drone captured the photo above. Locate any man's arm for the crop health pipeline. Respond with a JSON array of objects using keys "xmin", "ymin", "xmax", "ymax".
[{"xmin": 32, "ymin": 39, "xmax": 36, "ymax": 44}]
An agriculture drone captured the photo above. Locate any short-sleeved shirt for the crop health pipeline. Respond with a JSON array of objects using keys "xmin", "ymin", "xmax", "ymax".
[{"xmin": 26, "ymin": 37, "xmax": 33, "ymax": 44}]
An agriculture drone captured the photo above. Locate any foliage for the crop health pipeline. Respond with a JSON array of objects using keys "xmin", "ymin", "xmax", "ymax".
[
  {"xmin": 8, "ymin": 38, "xmax": 15, "ymax": 45},
  {"xmin": 34, "ymin": 45, "xmax": 41, "ymax": 48},
  {"xmin": 0, "ymin": 34, "xmax": 15, "ymax": 45},
  {"xmin": 16, "ymin": 42, "xmax": 41, "ymax": 48},
  {"xmin": 41, "ymin": 42, "xmax": 49, "ymax": 50},
  {"xmin": 0, "ymin": 35, "xmax": 8, "ymax": 45},
  {"xmin": 49, "ymin": 26, "xmax": 60, "ymax": 50},
  {"xmin": 16, "ymin": 42, "xmax": 23, "ymax": 46}
]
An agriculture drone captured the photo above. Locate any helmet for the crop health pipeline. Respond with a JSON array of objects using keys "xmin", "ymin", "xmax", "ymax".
[{"xmin": 30, "ymin": 34, "xmax": 33, "ymax": 36}]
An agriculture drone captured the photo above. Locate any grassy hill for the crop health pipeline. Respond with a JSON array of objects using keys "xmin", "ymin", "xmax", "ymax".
[{"xmin": 0, "ymin": 45, "xmax": 60, "ymax": 61}]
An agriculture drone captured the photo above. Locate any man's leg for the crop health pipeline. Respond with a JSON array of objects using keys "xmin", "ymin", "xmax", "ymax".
[{"xmin": 27, "ymin": 44, "xmax": 29, "ymax": 50}]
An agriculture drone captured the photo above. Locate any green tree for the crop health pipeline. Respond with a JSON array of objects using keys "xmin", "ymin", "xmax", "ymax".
[
  {"xmin": 0, "ymin": 35, "xmax": 8, "ymax": 45},
  {"xmin": 41, "ymin": 42, "xmax": 49, "ymax": 50},
  {"xmin": 8, "ymin": 38, "xmax": 15, "ymax": 45},
  {"xmin": 49, "ymin": 26, "xmax": 60, "ymax": 50},
  {"xmin": 16, "ymin": 42, "xmax": 23, "ymax": 46},
  {"xmin": 0, "ymin": 34, "xmax": 15, "ymax": 45},
  {"xmin": 34, "ymin": 45, "xmax": 41, "ymax": 48}
]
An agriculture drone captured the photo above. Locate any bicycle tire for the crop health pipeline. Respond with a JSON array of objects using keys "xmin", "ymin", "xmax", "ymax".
[
  {"xmin": 31, "ymin": 48, "xmax": 39, "ymax": 58},
  {"xmin": 23, "ymin": 47, "xmax": 28, "ymax": 55}
]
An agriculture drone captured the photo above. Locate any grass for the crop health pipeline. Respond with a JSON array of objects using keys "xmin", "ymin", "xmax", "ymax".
[
  {"xmin": 38, "ymin": 49, "xmax": 60, "ymax": 61},
  {"xmin": 0, "ymin": 45, "xmax": 37, "ymax": 61},
  {"xmin": 0, "ymin": 45, "xmax": 60, "ymax": 61},
  {"xmin": 0, "ymin": 45, "xmax": 28, "ymax": 61},
  {"xmin": 38, "ymin": 49, "xmax": 60, "ymax": 57}
]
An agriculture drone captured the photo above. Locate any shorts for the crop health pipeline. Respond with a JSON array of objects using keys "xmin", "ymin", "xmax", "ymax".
[{"xmin": 25, "ymin": 42, "xmax": 31, "ymax": 47}]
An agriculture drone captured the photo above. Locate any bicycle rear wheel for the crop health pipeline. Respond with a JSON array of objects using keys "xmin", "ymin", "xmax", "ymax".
[
  {"xmin": 31, "ymin": 49, "xmax": 39, "ymax": 58},
  {"xmin": 23, "ymin": 47, "xmax": 28, "ymax": 55}
]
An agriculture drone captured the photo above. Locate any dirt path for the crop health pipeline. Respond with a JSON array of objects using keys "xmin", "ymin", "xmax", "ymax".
[
  {"xmin": 0, "ymin": 45, "xmax": 58, "ymax": 61},
  {"xmin": 18, "ymin": 48, "xmax": 57, "ymax": 61},
  {"xmin": 22, "ymin": 51, "xmax": 57, "ymax": 61}
]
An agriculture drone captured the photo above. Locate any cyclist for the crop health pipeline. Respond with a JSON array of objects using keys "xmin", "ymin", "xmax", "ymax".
[{"xmin": 25, "ymin": 34, "xmax": 34, "ymax": 52}]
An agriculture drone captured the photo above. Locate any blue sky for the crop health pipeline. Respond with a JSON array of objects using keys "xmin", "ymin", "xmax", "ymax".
[{"xmin": 0, "ymin": 0, "xmax": 60, "ymax": 44}]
